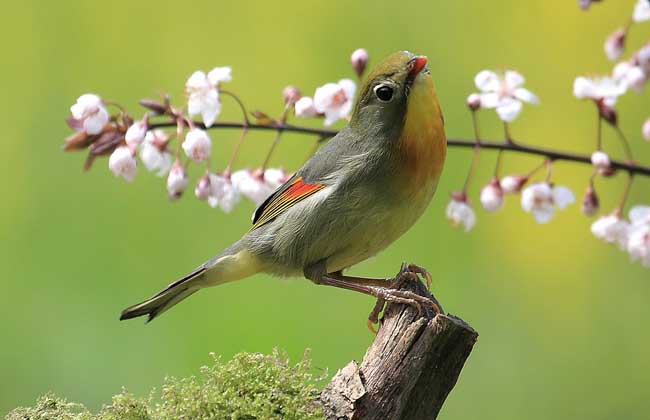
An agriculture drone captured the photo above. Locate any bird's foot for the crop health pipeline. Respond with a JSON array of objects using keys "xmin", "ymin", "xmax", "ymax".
[{"xmin": 366, "ymin": 263, "xmax": 443, "ymax": 333}]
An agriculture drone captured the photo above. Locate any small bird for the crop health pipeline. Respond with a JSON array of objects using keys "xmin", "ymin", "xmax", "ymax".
[{"xmin": 120, "ymin": 51, "xmax": 447, "ymax": 324}]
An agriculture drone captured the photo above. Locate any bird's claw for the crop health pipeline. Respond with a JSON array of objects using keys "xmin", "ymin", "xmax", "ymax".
[
  {"xmin": 395, "ymin": 262, "xmax": 433, "ymax": 290},
  {"xmin": 366, "ymin": 264, "xmax": 443, "ymax": 333},
  {"xmin": 407, "ymin": 263, "xmax": 433, "ymax": 290}
]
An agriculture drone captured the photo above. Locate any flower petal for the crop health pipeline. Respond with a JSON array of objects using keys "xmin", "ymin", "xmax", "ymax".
[
  {"xmin": 513, "ymin": 88, "xmax": 539, "ymax": 104},
  {"xmin": 532, "ymin": 204, "xmax": 555, "ymax": 224},
  {"xmin": 629, "ymin": 205, "xmax": 650, "ymax": 225},
  {"xmin": 478, "ymin": 92, "xmax": 501, "ymax": 108},
  {"xmin": 207, "ymin": 66, "xmax": 232, "ymax": 85},
  {"xmin": 496, "ymin": 99, "xmax": 523, "ymax": 122},
  {"xmin": 552, "ymin": 186, "xmax": 576, "ymax": 210},
  {"xmin": 474, "ymin": 70, "xmax": 501, "ymax": 92},
  {"xmin": 505, "ymin": 70, "xmax": 525, "ymax": 89}
]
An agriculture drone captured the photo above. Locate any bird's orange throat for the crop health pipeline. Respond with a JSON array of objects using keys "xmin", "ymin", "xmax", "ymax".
[{"xmin": 399, "ymin": 74, "xmax": 447, "ymax": 189}]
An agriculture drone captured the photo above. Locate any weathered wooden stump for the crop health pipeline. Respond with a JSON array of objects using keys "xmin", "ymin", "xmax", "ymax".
[{"xmin": 320, "ymin": 276, "xmax": 478, "ymax": 420}]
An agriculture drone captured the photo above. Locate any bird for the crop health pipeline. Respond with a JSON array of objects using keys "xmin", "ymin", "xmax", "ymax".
[{"xmin": 120, "ymin": 51, "xmax": 447, "ymax": 326}]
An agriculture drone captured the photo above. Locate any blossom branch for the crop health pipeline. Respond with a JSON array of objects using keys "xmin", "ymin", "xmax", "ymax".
[{"xmin": 148, "ymin": 119, "xmax": 650, "ymax": 177}]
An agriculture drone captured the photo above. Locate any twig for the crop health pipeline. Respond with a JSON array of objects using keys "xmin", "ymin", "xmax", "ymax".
[{"xmin": 148, "ymin": 119, "xmax": 650, "ymax": 177}]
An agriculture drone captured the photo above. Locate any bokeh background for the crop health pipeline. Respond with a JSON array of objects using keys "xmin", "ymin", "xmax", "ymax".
[{"xmin": 2, "ymin": 0, "xmax": 650, "ymax": 418}]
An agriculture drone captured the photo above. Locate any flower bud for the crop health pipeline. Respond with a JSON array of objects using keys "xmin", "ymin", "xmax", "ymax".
[
  {"xmin": 63, "ymin": 130, "xmax": 93, "ymax": 151},
  {"xmin": 635, "ymin": 44, "xmax": 650, "ymax": 69},
  {"xmin": 578, "ymin": 0, "xmax": 599, "ymax": 10},
  {"xmin": 282, "ymin": 86, "xmax": 301, "ymax": 105},
  {"xmin": 643, "ymin": 118, "xmax": 650, "ymax": 141},
  {"xmin": 466, "ymin": 93, "xmax": 481, "ymax": 111},
  {"xmin": 500, "ymin": 175, "xmax": 528, "ymax": 193},
  {"xmin": 446, "ymin": 192, "xmax": 476, "ymax": 232},
  {"xmin": 591, "ymin": 150, "xmax": 611, "ymax": 172},
  {"xmin": 480, "ymin": 178, "xmax": 504, "ymax": 212},
  {"xmin": 350, "ymin": 48, "xmax": 369, "ymax": 78},
  {"xmin": 294, "ymin": 97, "xmax": 318, "ymax": 118},
  {"xmin": 125, "ymin": 118, "xmax": 148, "ymax": 149},
  {"xmin": 581, "ymin": 186, "xmax": 600, "ymax": 216},
  {"xmin": 139, "ymin": 98, "xmax": 167, "ymax": 115},
  {"xmin": 195, "ymin": 173, "xmax": 212, "ymax": 200},
  {"xmin": 167, "ymin": 160, "xmax": 188, "ymax": 200},
  {"xmin": 604, "ymin": 28, "xmax": 626, "ymax": 61},
  {"xmin": 451, "ymin": 191, "xmax": 467, "ymax": 203}
]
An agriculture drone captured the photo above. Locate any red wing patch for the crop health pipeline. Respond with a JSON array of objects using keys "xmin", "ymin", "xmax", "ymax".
[{"xmin": 251, "ymin": 177, "xmax": 325, "ymax": 230}]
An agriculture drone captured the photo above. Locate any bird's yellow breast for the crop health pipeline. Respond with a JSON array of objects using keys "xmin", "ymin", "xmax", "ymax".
[{"xmin": 399, "ymin": 73, "xmax": 447, "ymax": 191}]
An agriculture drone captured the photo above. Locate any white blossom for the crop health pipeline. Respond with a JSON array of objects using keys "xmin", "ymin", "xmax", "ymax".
[
  {"xmin": 591, "ymin": 213, "xmax": 630, "ymax": 249},
  {"xmin": 264, "ymin": 168, "xmax": 289, "ymax": 189},
  {"xmin": 446, "ymin": 197, "xmax": 476, "ymax": 232},
  {"xmin": 108, "ymin": 146, "xmax": 137, "ymax": 182},
  {"xmin": 480, "ymin": 179, "xmax": 504, "ymax": 212},
  {"xmin": 634, "ymin": 0, "xmax": 650, "ymax": 22},
  {"xmin": 295, "ymin": 97, "xmax": 318, "ymax": 118},
  {"xmin": 314, "ymin": 79, "xmax": 356, "ymax": 126},
  {"xmin": 630, "ymin": 205, "xmax": 650, "ymax": 226},
  {"xmin": 627, "ymin": 205, "xmax": 650, "ymax": 267},
  {"xmin": 139, "ymin": 130, "xmax": 172, "ymax": 177},
  {"xmin": 231, "ymin": 169, "xmax": 273, "ymax": 205},
  {"xmin": 70, "ymin": 94, "xmax": 109, "ymax": 135},
  {"xmin": 207, "ymin": 173, "xmax": 240, "ymax": 213},
  {"xmin": 627, "ymin": 223, "xmax": 650, "ymax": 267},
  {"xmin": 604, "ymin": 28, "xmax": 626, "ymax": 61},
  {"xmin": 521, "ymin": 183, "xmax": 575, "ymax": 224},
  {"xmin": 473, "ymin": 70, "xmax": 539, "ymax": 122},
  {"xmin": 185, "ymin": 67, "xmax": 231, "ymax": 128},
  {"xmin": 182, "ymin": 128, "xmax": 212, "ymax": 162},
  {"xmin": 167, "ymin": 161, "xmax": 188, "ymax": 200},
  {"xmin": 573, "ymin": 76, "xmax": 626, "ymax": 106},
  {"xmin": 613, "ymin": 61, "xmax": 646, "ymax": 93},
  {"xmin": 124, "ymin": 119, "xmax": 147, "ymax": 148},
  {"xmin": 642, "ymin": 118, "xmax": 650, "ymax": 141},
  {"xmin": 231, "ymin": 168, "xmax": 288, "ymax": 205}
]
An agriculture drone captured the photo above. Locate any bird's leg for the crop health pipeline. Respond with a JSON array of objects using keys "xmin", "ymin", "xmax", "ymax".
[
  {"xmin": 305, "ymin": 262, "xmax": 441, "ymax": 333},
  {"xmin": 367, "ymin": 297, "xmax": 385, "ymax": 334}
]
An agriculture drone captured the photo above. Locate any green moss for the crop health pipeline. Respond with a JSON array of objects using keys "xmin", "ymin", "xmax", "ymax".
[{"xmin": 6, "ymin": 349, "xmax": 325, "ymax": 420}]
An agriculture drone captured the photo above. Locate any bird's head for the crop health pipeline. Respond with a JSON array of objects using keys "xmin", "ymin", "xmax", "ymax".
[
  {"xmin": 350, "ymin": 51, "xmax": 446, "ymax": 185},
  {"xmin": 350, "ymin": 51, "xmax": 436, "ymax": 134}
]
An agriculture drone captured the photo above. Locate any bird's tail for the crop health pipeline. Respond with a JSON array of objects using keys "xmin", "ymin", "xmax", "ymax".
[{"xmin": 120, "ymin": 241, "xmax": 262, "ymax": 323}]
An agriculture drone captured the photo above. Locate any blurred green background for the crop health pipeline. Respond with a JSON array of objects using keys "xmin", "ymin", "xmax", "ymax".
[{"xmin": 2, "ymin": 0, "xmax": 650, "ymax": 418}]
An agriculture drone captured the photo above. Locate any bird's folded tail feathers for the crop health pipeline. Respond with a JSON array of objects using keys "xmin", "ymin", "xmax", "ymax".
[
  {"xmin": 119, "ymin": 267, "xmax": 205, "ymax": 323},
  {"xmin": 120, "ymin": 241, "xmax": 262, "ymax": 323}
]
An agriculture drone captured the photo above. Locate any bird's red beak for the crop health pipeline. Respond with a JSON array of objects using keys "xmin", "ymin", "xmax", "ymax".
[{"xmin": 409, "ymin": 56, "xmax": 428, "ymax": 78}]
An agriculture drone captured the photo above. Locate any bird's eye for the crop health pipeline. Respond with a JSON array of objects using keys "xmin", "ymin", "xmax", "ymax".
[{"xmin": 374, "ymin": 84, "xmax": 394, "ymax": 102}]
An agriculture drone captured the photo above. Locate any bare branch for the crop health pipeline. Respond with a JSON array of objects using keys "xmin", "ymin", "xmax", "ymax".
[{"xmin": 148, "ymin": 119, "xmax": 650, "ymax": 177}]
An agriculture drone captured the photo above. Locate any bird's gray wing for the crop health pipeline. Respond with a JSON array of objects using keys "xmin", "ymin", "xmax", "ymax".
[{"xmin": 250, "ymin": 128, "xmax": 358, "ymax": 230}]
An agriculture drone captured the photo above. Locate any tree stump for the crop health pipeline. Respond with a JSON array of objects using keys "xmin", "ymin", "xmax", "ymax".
[{"xmin": 320, "ymin": 276, "xmax": 478, "ymax": 420}]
